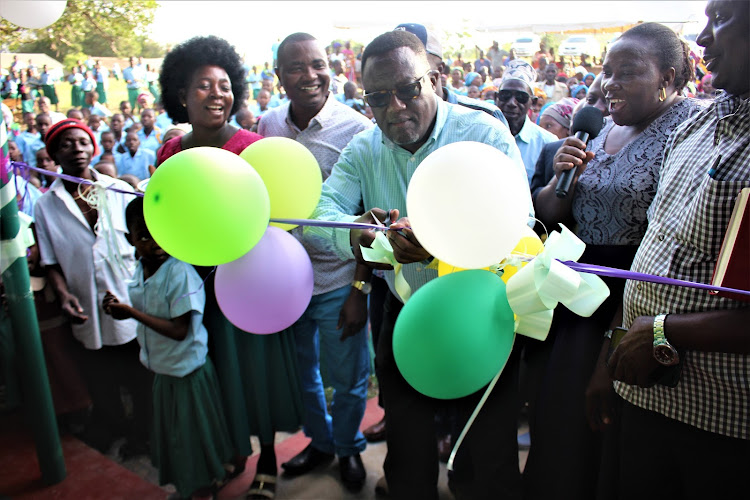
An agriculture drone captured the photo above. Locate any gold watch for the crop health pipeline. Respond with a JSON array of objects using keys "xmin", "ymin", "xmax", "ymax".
[{"xmin": 351, "ymin": 280, "xmax": 372, "ymax": 295}]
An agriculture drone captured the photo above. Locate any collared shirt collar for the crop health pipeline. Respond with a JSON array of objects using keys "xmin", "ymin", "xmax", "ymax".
[
  {"xmin": 285, "ymin": 91, "xmax": 337, "ymax": 132},
  {"xmin": 444, "ymin": 86, "xmax": 458, "ymax": 104},
  {"xmin": 50, "ymin": 168, "xmax": 122, "ymax": 230},
  {"xmin": 714, "ymin": 90, "xmax": 749, "ymax": 119},
  {"xmin": 516, "ymin": 116, "xmax": 534, "ymax": 143}
]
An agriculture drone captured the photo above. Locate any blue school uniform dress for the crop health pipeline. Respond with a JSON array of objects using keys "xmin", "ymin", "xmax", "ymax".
[{"xmin": 128, "ymin": 257, "xmax": 233, "ymax": 497}]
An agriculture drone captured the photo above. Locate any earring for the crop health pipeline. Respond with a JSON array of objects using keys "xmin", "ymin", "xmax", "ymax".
[{"xmin": 659, "ymin": 87, "xmax": 666, "ymax": 102}]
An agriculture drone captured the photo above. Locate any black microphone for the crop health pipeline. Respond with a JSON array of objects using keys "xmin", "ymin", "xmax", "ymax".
[{"xmin": 555, "ymin": 106, "xmax": 604, "ymax": 198}]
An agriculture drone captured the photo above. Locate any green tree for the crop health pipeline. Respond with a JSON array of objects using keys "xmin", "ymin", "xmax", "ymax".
[{"xmin": 0, "ymin": 0, "xmax": 158, "ymax": 61}]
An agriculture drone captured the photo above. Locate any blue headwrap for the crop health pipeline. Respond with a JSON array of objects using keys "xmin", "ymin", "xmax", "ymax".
[
  {"xmin": 465, "ymin": 72, "xmax": 480, "ymax": 87},
  {"xmin": 571, "ymin": 84, "xmax": 588, "ymax": 99},
  {"xmin": 536, "ymin": 102, "xmax": 554, "ymax": 125},
  {"xmin": 584, "ymin": 72, "xmax": 596, "ymax": 85}
]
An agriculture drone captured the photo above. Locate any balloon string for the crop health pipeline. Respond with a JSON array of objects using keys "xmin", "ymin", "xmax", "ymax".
[
  {"xmin": 78, "ymin": 180, "xmax": 132, "ymax": 278},
  {"xmin": 447, "ymin": 336, "xmax": 513, "ymax": 472},
  {"xmin": 171, "ymin": 266, "xmax": 216, "ymax": 310}
]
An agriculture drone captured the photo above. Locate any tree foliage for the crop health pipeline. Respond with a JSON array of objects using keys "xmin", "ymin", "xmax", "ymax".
[{"xmin": 0, "ymin": 0, "xmax": 161, "ymax": 62}]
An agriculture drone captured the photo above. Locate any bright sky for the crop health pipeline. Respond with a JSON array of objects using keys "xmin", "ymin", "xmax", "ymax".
[{"xmin": 150, "ymin": 1, "xmax": 709, "ymax": 66}]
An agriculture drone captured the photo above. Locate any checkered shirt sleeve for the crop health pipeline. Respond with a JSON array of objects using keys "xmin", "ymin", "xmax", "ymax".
[{"xmin": 616, "ymin": 93, "xmax": 750, "ymax": 440}]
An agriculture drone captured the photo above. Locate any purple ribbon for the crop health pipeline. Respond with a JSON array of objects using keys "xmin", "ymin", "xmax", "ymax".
[
  {"xmin": 9, "ymin": 161, "xmax": 143, "ymax": 197},
  {"xmin": 562, "ymin": 260, "xmax": 750, "ymax": 298},
  {"xmin": 270, "ymin": 218, "xmax": 392, "ymax": 231},
  {"xmin": 12, "ymin": 161, "xmax": 746, "ymax": 298}
]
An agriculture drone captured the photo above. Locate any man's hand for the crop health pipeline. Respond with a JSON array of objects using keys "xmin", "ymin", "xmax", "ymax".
[
  {"xmin": 607, "ymin": 316, "xmax": 661, "ymax": 388},
  {"xmin": 61, "ymin": 292, "xmax": 89, "ymax": 324},
  {"xmin": 349, "ymin": 208, "xmax": 394, "ymax": 270},
  {"xmin": 338, "ymin": 288, "xmax": 368, "ymax": 341},
  {"xmin": 386, "ymin": 209, "xmax": 431, "ymax": 264},
  {"xmin": 102, "ymin": 290, "xmax": 132, "ymax": 321}
]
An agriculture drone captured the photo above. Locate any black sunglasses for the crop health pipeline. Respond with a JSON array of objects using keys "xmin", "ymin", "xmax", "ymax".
[
  {"xmin": 364, "ymin": 71, "xmax": 432, "ymax": 108},
  {"xmin": 496, "ymin": 89, "xmax": 531, "ymax": 104}
]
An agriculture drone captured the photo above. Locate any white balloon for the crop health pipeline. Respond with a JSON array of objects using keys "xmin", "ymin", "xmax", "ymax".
[
  {"xmin": 0, "ymin": 0, "xmax": 67, "ymax": 29},
  {"xmin": 406, "ymin": 141, "xmax": 532, "ymax": 269}
]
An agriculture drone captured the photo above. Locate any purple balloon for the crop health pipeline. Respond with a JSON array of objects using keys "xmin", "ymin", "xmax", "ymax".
[{"xmin": 215, "ymin": 226, "xmax": 313, "ymax": 334}]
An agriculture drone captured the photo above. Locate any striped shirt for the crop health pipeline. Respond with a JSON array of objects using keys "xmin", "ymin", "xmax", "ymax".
[
  {"xmin": 306, "ymin": 96, "xmax": 528, "ymax": 301},
  {"xmin": 616, "ymin": 92, "xmax": 750, "ymax": 440},
  {"xmin": 258, "ymin": 93, "xmax": 374, "ymax": 295}
]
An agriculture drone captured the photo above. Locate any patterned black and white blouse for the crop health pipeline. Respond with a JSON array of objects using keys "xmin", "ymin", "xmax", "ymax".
[{"xmin": 572, "ymin": 98, "xmax": 708, "ymax": 246}]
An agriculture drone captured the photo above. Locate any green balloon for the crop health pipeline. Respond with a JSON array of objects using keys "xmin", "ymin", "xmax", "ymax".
[
  {"xmin": 144, "ymin": 147, "xmax": 270, "ymax": 266},
  {"xmin": 240, "ymin": 137, "xmax": 322, "ymax": 231},
  {"xmin": 393, "ymin": 270, "xmax": 516, "ymax": 399}
]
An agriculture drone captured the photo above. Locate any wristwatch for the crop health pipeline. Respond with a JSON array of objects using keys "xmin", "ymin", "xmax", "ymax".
[
  {"xmin": 652, "ymin": 314, "xmax": 679, "ymax": 366},
  {"xmin": 351, "ymin": 280, "xmax": 372, "ymax": 295}
]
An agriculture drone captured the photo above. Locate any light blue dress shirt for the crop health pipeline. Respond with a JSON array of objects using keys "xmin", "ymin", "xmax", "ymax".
[
  {"xmin": 514, "ymin": 116, "xmax": 559, "ymax": 182},
  {"xmin": 306, "ymin": 96, "xmax": 531, "ymax": 301}
]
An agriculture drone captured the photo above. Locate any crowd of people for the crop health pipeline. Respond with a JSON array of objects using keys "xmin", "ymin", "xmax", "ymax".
[{"xmin": 2, "ymin": 0, "xmax": 748, "ymax": 498}]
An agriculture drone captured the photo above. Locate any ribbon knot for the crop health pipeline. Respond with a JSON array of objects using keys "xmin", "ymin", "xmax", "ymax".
[
  {"xmin": 78, "ymin": 180, "xmax": 132, "ymax": 279},
  {"xmin": 506, "ymin": 224, "xmax": 610, "ymax": 341},
  {"xmin": 359, "ymin": 232, "xmax": 413, "ymax": 302}
]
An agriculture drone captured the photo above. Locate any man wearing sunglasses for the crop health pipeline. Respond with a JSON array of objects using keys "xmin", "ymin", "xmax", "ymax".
[
  {"xmin": 306, "ymin": 29, "xmax": 528, "ymax": 500},
  {"xmin": 394, "ymin": 23, "xmax": 509, "ymax": 129},
  {"xmin": 496, "ymin": 59, "xmax": 558, "ymax": 182}
]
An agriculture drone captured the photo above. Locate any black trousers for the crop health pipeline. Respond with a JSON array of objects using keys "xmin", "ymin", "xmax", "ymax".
[
  {"xmin": 617, "ymin": 398, "xmax": 750, "ymax": 500},
  {"xmin": 368, "ymin": 275, "xmax": 389, "ymax": 409},
  {"xmin": 378, "ymin": 290, "xmax": 522, "ymax": 500},
  {"xmin": 77, "ymin": 339, "xmax": 153, "ymax": 444}
]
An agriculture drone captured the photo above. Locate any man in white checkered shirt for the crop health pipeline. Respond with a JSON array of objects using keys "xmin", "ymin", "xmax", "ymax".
[{"xmin": 606, "ymin": 1, "xmax": 749, "ymax": 497}]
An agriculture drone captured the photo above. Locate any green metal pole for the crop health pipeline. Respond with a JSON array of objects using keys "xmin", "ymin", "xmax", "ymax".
[{"xmin": 1, "ymin": 121, "xmax": 66, "ymax": 484}]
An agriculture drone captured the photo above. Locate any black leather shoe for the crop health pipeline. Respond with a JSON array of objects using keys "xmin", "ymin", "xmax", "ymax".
[
  {"xmin": 339, "ymin": 453, "xmax": 366, "ymax": 491},
  {"xmin": 363, "ymin": 416, "xmax": 386, "ymax": 442},
  {"xmin": 281, "ymin": 443, "xmax": 334, "ymax": 476}
]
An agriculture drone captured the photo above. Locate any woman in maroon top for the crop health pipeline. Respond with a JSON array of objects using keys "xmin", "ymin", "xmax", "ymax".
[{"xmin": 158, "ymin": 35, "xmax": 304, "ymax": 499}]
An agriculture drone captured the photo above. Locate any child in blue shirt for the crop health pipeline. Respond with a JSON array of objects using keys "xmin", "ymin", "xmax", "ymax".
[
  {"xmin": 115, "ymin": 131, "xmax": 154, "ymax": 180},
  {"xmin": 103, "ymin": 197, "xmax": 236, "ymax": 498}
]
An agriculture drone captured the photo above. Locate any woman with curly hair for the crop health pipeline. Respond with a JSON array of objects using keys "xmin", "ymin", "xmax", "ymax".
[{"xmin": 157, "ymin": 35, "xmax": 304, "ymax": 500}]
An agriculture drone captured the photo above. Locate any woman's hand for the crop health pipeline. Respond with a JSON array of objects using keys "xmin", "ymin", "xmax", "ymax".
[
  {"xmin": 585, "ymin": 340, "xmax": 617, "ymax": 432},
  {"xmin": 552, "ymin": 136, "xmax": 595, "ymax": 180}
]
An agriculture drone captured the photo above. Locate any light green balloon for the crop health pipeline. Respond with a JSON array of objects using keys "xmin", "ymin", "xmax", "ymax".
[
  {"xmin": 393, "ymin": 270, "xmax": 516, "ymax": 399},
  {"xmin": 239, "ymin": 137, "xmax": 322, "ymax": 231},
  {"xmin": 144, "ymin": 147, "xmax": 270, "ymax": 266}
]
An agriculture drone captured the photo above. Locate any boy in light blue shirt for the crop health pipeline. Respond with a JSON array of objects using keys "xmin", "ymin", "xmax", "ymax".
[
  {"xmin": 136, "ymin": 109, "xmax": 162, "ymax": 154},
  {"xmin": 115, "ymin": 131, "xmax": 154, "ymax": 180}
]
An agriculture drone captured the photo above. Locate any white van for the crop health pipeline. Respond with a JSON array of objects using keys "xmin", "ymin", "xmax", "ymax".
[
  {"xmin": 511, "ymin": 33, "xmax": 541, "ymax": 57},
  {"xmin": 559, "ymin": 35, "xmax": 601, "ymax": 57}
]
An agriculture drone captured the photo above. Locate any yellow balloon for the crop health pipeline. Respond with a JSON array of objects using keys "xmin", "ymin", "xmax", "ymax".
[
  {"xmin": 438, "ymin": 260, "xmax": 490, "ymax": 277},
  {"xmin": 500, "ymin": 226, "xmax": 544, "ymax": 283},
  {"xmin": 239, "ymin": 137, "xmax": 322, "ymax": 231}
]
